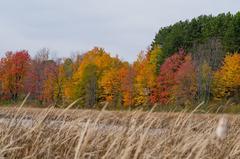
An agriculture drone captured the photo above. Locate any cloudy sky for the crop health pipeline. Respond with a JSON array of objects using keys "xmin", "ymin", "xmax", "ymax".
[{"xmin": 0, "ymin": 0, "xmax": 239, "ymax": 62}]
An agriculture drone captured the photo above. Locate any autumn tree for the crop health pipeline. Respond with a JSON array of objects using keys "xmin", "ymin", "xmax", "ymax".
[
  {"xmin": 25, "ymin": 49, "xmax": 66, "ymax": 105},
  {"xmin": 153, "ymin": 49, "xmax": 186, "ymax": 105},
  {"xmin": 147, "ymin": 46, "xmax": 164, "ymax": 74},
  {"xmin": 174, "ymin": 55, "xmax": 197, "ymax": 106},
  {"xmin": 213, "ymin": 53, "xmax": 240, "ymax": 101},
  {"xmin": 64, "ymin": 47, "xmax": 114, "ymax": 107},
  {"xmin": 41, "ymin": 60, "xmax": 58, "ymax": 104},
  {"xmin": 100, "ymin": 59, "xmax": 136, "ymax": 108},
  {"xmin": 196, "ymin": 61, "xmax": 213, "ymax": 102},
  {"xmin": 100, "ymin": 68, "xmax": 122, "ymax": 107},
  {"xmin": 77, "ymin": 64, "xmax": 98, "ymax": 107},
  {"xmin": 24, "ymin": 49, "xmax": 50, "ymax": 103},
  {"xmin": 0, "ymin": 50, "xmax": 30, "ymax": 101},
  {"xmin": 40, "ymin": 58, "xmax": 75, "ymax": 105},
  {"xmin": 133, "ymin": 51, "xmax": 157, "ymax": 106},
  {"xmin": 60, "ymin": 58, "xmax": 74, "ymax": 104},
  {"xmin": 119, "ymin": 63, "xmax": 134, "ymax": 107}
]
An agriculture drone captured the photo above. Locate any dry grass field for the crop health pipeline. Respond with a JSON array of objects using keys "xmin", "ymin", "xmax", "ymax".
[{"xmin": 0, "ymin": 104, "xmax": 240, "ymax": 159}]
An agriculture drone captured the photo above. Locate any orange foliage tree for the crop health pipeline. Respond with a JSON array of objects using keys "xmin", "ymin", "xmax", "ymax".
[{"xmin": 118, "ymin": 63, "xmax": 135, "ymax": 107}]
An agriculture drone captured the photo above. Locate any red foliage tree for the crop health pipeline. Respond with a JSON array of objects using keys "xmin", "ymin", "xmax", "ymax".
[
  {"xmin": 0, "ymin": 50, "xmax": 30, "ymax": 100},
  {"xmin": 152, "ymin": 49, "xmax": 186, "ymax": 104},
  {"xmin": 174, "ymin": 55, "xmax": 197, "ymax": 105}
]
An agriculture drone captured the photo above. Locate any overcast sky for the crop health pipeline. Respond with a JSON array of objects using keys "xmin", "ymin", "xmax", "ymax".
[{"xmin": 0, "ymin": 0, "xmax": 239, "ymax": 62}]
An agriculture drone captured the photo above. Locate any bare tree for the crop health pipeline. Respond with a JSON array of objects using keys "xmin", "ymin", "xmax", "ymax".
[{"xmin": 191, "ymin": 38, "xmax": 225, "ymax": 102}]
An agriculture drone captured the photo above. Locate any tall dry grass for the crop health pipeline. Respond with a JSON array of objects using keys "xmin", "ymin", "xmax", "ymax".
[{"xmin": 0, "ymin": 103, "xmax": 240, "ymax": 158}]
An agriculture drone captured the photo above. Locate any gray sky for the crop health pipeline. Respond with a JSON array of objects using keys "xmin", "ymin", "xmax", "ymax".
[{"xmin": 0, "ymin": 0, "xmax": 239, "ymax": 62}]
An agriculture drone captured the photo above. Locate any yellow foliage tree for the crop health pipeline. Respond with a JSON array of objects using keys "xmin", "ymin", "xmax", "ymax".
[
  {"xmin": 133, "ymin": 51, "xmax": 157, "ymax": 106},
  {"xmin": 213, "ymin": 53, "xmax": 240, "ymax": 99},
  {"xmin": 64, "ymin": 47, "xmax": 118, "ymax": 107},
  {"xmin": 99, "ymin": 68, "xmax": 121, "ymax": 105}
]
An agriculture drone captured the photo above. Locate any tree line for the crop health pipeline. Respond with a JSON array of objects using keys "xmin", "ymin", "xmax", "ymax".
[
  {"xmin": 0, "ymin": 12, "xmax": 239, "ymax": 109},
  {"xmin": 151, "ymin": 12, "xmax": 240, "ymax": 61},
  {"xmin": 0, "ymin": 47, "xmax": 239, "ymax": 108}
]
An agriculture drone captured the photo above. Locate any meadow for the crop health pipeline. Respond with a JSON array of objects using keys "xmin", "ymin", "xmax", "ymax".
[
  {"xmin": 0, "ymin": 4, "xmax": 239, "ymax": 159},
  {"xmin": 0, "ymin": 102, "xmax": 240, "ymax": 159}
]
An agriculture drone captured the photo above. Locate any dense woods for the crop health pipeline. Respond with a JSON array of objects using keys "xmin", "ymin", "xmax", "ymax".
[
  {"xmin": 0, "ymin": 12, "xmax": 240, "ymax": 109},
  {"xmin": 151, "ymin": 12, "xmax": 240, "ymax": 58}
]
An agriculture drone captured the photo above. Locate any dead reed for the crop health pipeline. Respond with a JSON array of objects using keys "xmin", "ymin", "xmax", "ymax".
[{"xmin": 0, "ymin": 104, "xmax": 240, "ymax": 158}]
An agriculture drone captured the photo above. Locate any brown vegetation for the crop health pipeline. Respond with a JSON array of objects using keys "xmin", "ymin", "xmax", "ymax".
[{"xmin": 0, "ymin": 105, "xmax": 240, "ymax": 158}]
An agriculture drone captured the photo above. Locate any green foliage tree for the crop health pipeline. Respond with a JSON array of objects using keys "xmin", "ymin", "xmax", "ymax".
[
  {"xmin": 224, "ymin": 12, "xmax": 240, "ymax": 52},
  {"xmin": 79, "ymin": 64, "xmax": 98, "ymax": 108},
  {"xmin": 151, "ymin": 12, "xmax": 237, "ymax": 62}
]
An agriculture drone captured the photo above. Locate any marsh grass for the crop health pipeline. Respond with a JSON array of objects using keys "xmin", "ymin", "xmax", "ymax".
[{"xmin": 0, "ymin": 103, "xmax": 240, "ymax": 158}]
